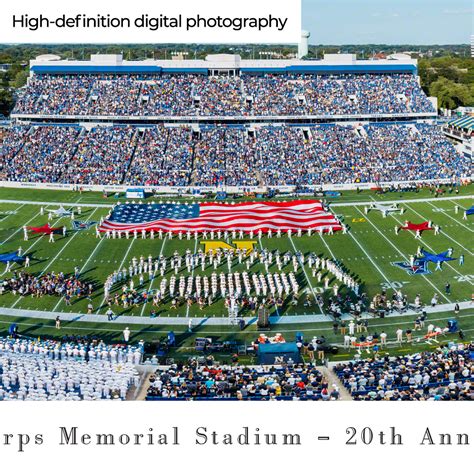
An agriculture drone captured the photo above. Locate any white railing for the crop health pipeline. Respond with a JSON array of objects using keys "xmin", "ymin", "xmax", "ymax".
[
  {"xmin": 10, "ymin": 111, "xmax": 438, "ymax": 122},
  {"xmin": 0, "ymin": 178, "xmax": 470, "ymax": 194}
]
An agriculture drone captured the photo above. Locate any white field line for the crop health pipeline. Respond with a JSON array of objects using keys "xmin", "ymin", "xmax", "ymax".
[
  {"xmin": 140, "ymin": 237, "xmax": 167, "ymax": 317},
  {"xmin": 7, "ymin": 214, "xmax": 67, "ymax": 271},
  {"xmin": 12, "ymin": 209, "xmax": 100, "ymax": 307},
  {"xmin": 318, "ymin": 231, "xmax": 379, "ymax": 307},
  {"xmin": 346, "ymin": 227, "xmax": 395, "ymax": 290},
  {"xmin": 404, "ymin": 203, "xmax": 473, "ymax": 256},
  {"xmin": 354, "ymin": 207, "xmax": 452, "ymax": 304},
  {"xmin": 0, "ymin": 203, "xmax": 25, "ymax": 223},
  {"xmin": 51, "ymin": 212, "xmax": 105, "ymax": 312},
  {"xmin": 0, "ymin": 207, "xmax": 41, "ymax": 246},
  {"xmin": 0, "ymin": 199, "xmax": 111, "ymax": 208},
  {"xmin": 258, "ymin": 237, "xmax": 281, "ymax": 318},
  {"xmin": 328, "ymin": 194, "xmax": 474, "ymax": 208},
  {"xmin": 389, "ymin": 205, "xmax": 471, "ymax": 283},
  {"xmin": 39, "ymin": 208, "xmax": 100, "ymax": 277},
  {"xmin": 96, "ymin": 237, "xmax": 136, "ymax": 314},
  {"xmin": 448, "ymin": 199, "xmax": 470, "ymax": 211},
  {"xmin": 0, "ymin": 309, "xmax": 472, "ymax": 333},
  {"xmin": 185, "ymin": 238, "xmax": 199, "ymax": 319},
  {"xmin": 78, "ymin": 237, "xmax": 105, "ymax": 276},
  {"xmin": 288, "ymin": 235, "xmax": 325, "ymax": 315},
  {"xmin": 440, "ymin": 200, "xmax": 474, "ymax": 234},
  {"xmin": 318, "ymin": 231, "xmax": 337, "ymax": 260},
  {"xmin": 10, "ymin": 214, "xmax": 69, "ymax": 306}
]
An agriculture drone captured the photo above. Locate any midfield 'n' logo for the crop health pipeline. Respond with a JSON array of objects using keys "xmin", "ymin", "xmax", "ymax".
[{"xmin": 200, "ymin": 240, "xmax": 257, "ymax": 256}]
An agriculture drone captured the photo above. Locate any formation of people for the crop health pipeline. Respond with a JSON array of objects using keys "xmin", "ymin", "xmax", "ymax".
[
  {"xmin": 102, "ymin": 249, "xmax": 360, "ymax": 314},
  {"xmin": 0, "ymin": 336, "xmax": 141, "ymax": 401}
]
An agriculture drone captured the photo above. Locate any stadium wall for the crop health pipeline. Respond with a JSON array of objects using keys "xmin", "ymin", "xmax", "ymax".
[
  {"xmin": 10, "ymin": 112, "xmax": 438, "ymax": 124},
  {"xmin": 0, "ymin": 179, "xmax": 469, "ymax": 195}
]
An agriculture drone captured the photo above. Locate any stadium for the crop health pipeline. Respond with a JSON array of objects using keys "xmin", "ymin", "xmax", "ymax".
[{"xmin": 0, "ymin": 50, "xmax": 472, "ymax": 401}]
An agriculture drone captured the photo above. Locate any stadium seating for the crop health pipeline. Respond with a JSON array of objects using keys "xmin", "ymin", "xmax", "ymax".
[
  {"xmin": 0, "ymin": 123, "xmax": 469, "ymax": 186},
  {"xmin": 12, "ymin": 73, "xmax": 435, "ymax": 117},
  {"xmin": 146, "ymin": 363, "xmax": 340, "ymax": 400},
  {"xmin": 333, "ymin": 344, "xmax": 473, "ymax": 400}
]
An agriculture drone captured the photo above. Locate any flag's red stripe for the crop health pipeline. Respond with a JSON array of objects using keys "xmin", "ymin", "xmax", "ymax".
[{"xmin": 98, "ymin": 200, "xmax": 341, "ymax": 233}]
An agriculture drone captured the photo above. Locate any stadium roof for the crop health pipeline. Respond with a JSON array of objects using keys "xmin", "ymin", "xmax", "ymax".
[
  {"xmin": 448, "ymin": 115, "xmax": 474, "ymax": 133},
  {"xmin": 29, "ymin": 53, "xmax": 418, "ymax": 75}
]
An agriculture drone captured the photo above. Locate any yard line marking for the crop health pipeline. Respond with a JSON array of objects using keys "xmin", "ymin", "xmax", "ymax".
[
  {"xmin": 10, "ymin": 215, "xmax": 68, "ymax": 306},
  {"xmin": 318, "ymin": 232, "xmax": 337, "ymax": 261},
  {"xmin": 5, "ymin": 211, "xmax": 70, "ymax": 275},
  {"xmin": 185, "ymin": 238, "xmax": 199, "ymax": 319},
  {"xmin": 38, "ymin": 208, "xmax": 100, "ymax": 277},
  {"xmin": 288, "ymin": 235, "xmax": 325, "ymax": 315},
  {"xmin": 388, "ymin": 205, "xmax": 471, "ymax": 284},
  {"xmin": 11, "ymin": 209, "xmax": 100, "ymax": 307},
  {"xmin": 0, "ymin": 203, "xmax": 25, "ymax": 223},
  {"xmin": 346, "ymin": 226, "xmax": 395, "ymax": 290},
  {"xmin": 328, "ymin": 194, "xmax": 474, "ymax": 208},
  {"xmin": 51, "ymin": 217, "xmax": 105, "ymax": 313},
  {"xmin": 404, "ymin": 203, "xmax": 473, "ymax": 256},
  {"xmin": 448, "ymin": 199, "xmax": 469, "ymax": 211},
  {"xmin": 96, "ymin": 237, "xmax": 136, "ymax": 314},
  {"xmin": 354, "ymin": 207, "xmax": 452, "ymax": 303},
  {"xmin": 438, "ymin": 200, "xmax": 474, "ymax": 234},
  {"xmin": 258, "ymin": 237, "xmax": 281, "ymax": 318},
  {"xmin": 140, "ymin": 237, "xmax": 167, "ymax": 317},
  {"xmin": 0, "ymin": 207, "xmax": 41, "ymax": 246},
  {"xmin": 0, "ymin": 199, "xmax": 111, "ymax": 208},
  {"xmin": 0, "ymin": 310, "xmax": 472, "ymax": 333},
  {"xmin": 78, "ymin": 235, "xmax": 106, "ymax": 276}
]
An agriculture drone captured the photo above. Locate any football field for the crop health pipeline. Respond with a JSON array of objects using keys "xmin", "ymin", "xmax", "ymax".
[{"xmin": 0, "ymin": 185, "xmax": 472, "ymax": 360}]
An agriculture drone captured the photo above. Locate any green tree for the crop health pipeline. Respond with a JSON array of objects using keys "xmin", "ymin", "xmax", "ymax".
[
  {"xmin": 0, "ymin": 89, "xmax": 13, "ymax": 116},
  {"xmin": 12, "ymin": 69, "xmax": 29, "ymax": 89},
  {"xmin": 429, "ymin": 77, "xmax": 473, "ymax": 109}
]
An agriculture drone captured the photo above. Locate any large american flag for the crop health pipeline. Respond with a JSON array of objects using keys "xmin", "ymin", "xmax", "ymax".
[{"xmin": 99, "ymin": 200, "xmax": 341, "ymax": 233}]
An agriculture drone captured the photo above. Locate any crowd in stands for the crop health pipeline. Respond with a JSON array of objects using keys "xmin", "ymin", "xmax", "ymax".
[
  {"xmin": 334, "ymin": 343, "xmax": 473, "ymax": 400},
  {"xmin": 257, "ymin": 127, "xmax": 321, "ymax": 186},
  {"xmin": 146, "ymin": 361, "xmax": 339, "ymax": 400},
  {"xmin": 65, "ymin": 126, "xmax": 138, "ymax": 185},
  {"xmin": 13, "ymin": 73, "xmax": 435, "ymax": 117},
  {"xmin": 125, "ymin": 126, "xmax": 193, "ymax": 186},
  {"xmin": 312, "ymin": 123, "xmax": 471, "ymax": 184},
  {"xmin": 1, "ymin": 122, "xmax": 469, "ymax": 186},
  {"xmin": 1, "ymin": 126, "xmax": 81, "ymax": 183},
  {"xmin": 0, "ymin": 336, "xmax": 141, "ymax": 400},
  {"xmin": 0, "ymin": 125, "xmax": 137, "ymax": 185}
]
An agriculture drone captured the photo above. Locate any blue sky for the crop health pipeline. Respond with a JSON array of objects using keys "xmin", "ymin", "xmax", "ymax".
[{"xmin": 302, "ymin": 0, "xmax": 473, "ymax": 44}]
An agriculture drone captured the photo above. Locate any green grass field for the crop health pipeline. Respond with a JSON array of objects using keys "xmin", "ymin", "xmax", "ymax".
[{"xmin": 0, "ymin": 185, "xmax": 472, "ymax": 361}]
